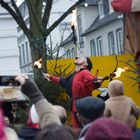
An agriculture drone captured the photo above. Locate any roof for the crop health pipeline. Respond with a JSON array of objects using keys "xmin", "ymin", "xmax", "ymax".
[
  {"xmin": 80, "ymin": 0, "xmax": 97, "ymax": 6},
  {"xmin": 59, "ymin": 33, "xmax": 73, "ymax": 47},
  {"xmin": 82, "ymin": 12, "xmax": 122, "ymax": 36}
]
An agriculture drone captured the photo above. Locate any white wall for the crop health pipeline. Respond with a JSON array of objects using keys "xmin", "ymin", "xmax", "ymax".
[{"xmin": 0, "ymin": 6, "xmax": 20, "ymax": 75}]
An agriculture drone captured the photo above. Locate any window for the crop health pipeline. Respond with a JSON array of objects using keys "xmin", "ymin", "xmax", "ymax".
[
  {"xmin": 98, "ymin": 0, "xmax": 104, "ymax": 18},
  {"xmin": 19, "ymin": 46, "xmax": 22, "ymax": 65},
  {"xmin": 67, "ymin": 50, "xmax": 71, "ymax": 58},
  {"xmin": 109, "ymin": 0, "xmax": 114, "ymax": 13},
  {"xmin": 72, "ymin": 48, "xmax": 76, "ymax": 58},
  {"xmin": 96, "ymin": 37, "xmax": 103, "ymax": 56},
  {"xmin": 90, "ymin": 39, "xmax": 97, "ymax": 56},
  {"xmin": 22, "ymin": 44, "xmax": 26, "ymax": 65},
  {"xmin": 77, "ymin": 14, "xmax": 84, "ymax": 48},
  {"xmin": 116, "ymin": 28, "xmax": 123, "ymax": 54},
  {"xmin": 19, "ymin": 2, "xmax": 28, "ymax": 18},
  {"xmin": 25, "ymin": 41, "xmax": 29, "ymax": 62},
  {"xmin": 108, "ymin": 32, "xmax": 115, "ymax": 55}
]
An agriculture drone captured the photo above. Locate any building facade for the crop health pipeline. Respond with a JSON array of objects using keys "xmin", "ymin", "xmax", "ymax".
[
  {"xmin": 0, "ymin": 1, "xmax": 20, "ymax": 75},
  {"xmin": 61, "ymin": 0, "xmax": 124, "ymax": 58}
]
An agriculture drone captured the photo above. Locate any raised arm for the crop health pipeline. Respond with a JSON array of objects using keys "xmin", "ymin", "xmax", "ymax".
[{"xmin": 15, "ymin": 75, "xmax": 62, "ymax": 128}]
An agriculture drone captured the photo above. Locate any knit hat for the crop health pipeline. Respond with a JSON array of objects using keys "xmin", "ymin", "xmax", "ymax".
[
  {"xmin": 111, "ymin": 0, "xmax": 140, "ymax": 12},
  {"xmin": 85, "ymin": 118, "xmax": 133, "ymax": 140},
  {"xmin": 86, "ymin": 57, "xmax": 92, "ymax": 71},
  {"xmin": 108, "ymin": 80, "xmax": 124, "ymax": 97},
  {"xmin": 76, "ymin": 96, "xmax": 105, "ymax": 120}
]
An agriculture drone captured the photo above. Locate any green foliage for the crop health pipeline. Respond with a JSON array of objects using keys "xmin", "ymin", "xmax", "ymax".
[
  {"xmin": 121, "ymin": 54, "xmax": 140, "ymax": 89},
  {"xmin": 35, "ymin": 60, "xmax": 74, "ymax": 111}
]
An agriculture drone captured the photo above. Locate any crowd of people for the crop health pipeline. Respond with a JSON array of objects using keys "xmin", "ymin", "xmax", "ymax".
[{"xmin": 0, "ymin": 57, "xmax": 140, "ymax": 140}]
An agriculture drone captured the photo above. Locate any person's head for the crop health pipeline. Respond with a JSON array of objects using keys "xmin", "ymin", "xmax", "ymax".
[
  {"xmin": 74, "ymin": 57, "xmax": 92, "ymax": 71},
  {"xmin": 53, "ymin": 105, "xmax": 67, "ymax": 124},
  {"xmin": 76, "ymin": 96, "xmax": 105, "ymax": 126},
  {"xmin": 35, "ymin": 123, "xmax": 76, "ymax": 140},
  {"xmin": 108, "ymin": 80, "xmax": 124, "ymax": 97},
  {"xmin": 85, "ymin": 118, "xmax": 133, "ymax": 140}
]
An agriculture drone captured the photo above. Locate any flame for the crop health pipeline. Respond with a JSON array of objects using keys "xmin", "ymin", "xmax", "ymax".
[
  {"xmin": 71, "ymin": 9, "xmax": 77, "ymax": 27},
  {"xmin": 34, "ymin": 58, "xmax": 42, "ymax": 69},
  {"xmin": 114, "ymin": 67, "xmax": 129, "ymax": 78}
]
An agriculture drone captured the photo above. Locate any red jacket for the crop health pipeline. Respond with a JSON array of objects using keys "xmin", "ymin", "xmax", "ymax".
[{"xmin": 50, "ymin": 69, "xmax": 98, "ymax": 112}]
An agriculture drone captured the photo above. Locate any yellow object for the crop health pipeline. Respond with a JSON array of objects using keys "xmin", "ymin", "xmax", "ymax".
[{"xmin": 47, "ymin": 54, "xmax": 140, "ymax": 127}]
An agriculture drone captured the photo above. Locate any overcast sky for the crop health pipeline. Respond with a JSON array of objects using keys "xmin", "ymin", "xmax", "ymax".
[{"xmin": 16, "ymin": 0, "xmax": 23, "ymax": 6}]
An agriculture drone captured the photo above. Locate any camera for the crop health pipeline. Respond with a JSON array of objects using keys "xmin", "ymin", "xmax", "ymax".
[{"xmin": 0, "ymin": 76, "xmax": 20, "ymax": 86}]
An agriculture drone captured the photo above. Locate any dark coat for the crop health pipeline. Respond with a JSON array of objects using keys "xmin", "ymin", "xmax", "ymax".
[{"xmin": 18, "ymin": 128, "xmax": 40, "ymax": 140}]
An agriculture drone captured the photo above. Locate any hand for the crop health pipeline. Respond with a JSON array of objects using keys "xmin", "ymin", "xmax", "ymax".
[
  {"xmin": 44, "ymin": 73, "xmax": 51, "ymax": 80},
  {"xmin": 15, "ymin": 74, "xmax": 44, "ymax": 103},
  {"xmin": 15, "ymin": 74, "xmax": 29, "ymax": 85},
  {"xmin": 97, "ymin": 77, "xmax": 104, "ymax": 83}
]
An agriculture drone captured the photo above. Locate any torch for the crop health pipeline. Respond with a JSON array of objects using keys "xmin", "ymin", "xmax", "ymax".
[
  {"xmin": 103, "ymin": 67, "xmax": 129, "ymax": 81},
  {"xmin": 71, "ymin": 9, "xmax": 77, "ymax": 44},
  {"xmin": 34, "ymin": 58, "xmax": 50, "ymax": 81}
]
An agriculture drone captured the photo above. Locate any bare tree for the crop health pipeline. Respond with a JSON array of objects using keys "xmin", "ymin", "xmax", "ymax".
[{"xmin": 0, "ymin": 0, "xmax": 84, "ymax": 74}]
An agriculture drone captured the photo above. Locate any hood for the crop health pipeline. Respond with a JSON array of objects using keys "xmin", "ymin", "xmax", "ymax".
[{"xmin": 108, "ymin": 80, "xmax": 124, "ymax": 97}]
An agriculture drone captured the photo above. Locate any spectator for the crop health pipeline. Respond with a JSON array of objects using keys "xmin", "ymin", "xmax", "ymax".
[
  {"xmin": 0, "ymin": 103, "xmax": 18, "ymax": 140},
  {"xmin": 35, "ymin": 123, "xmax": 76, "ymax": 140},
  {"xmin": 44, "ymin": 57, "xmax": 103, "ymax": 128},
  {"xmin": 15, "ymin": 74, "xmax": 62, "ymax": 128},
  {"xmin": 18, "ymin": 104, "xmax": 40, "ymax": 140},
  {"xmin": 104, "ymin": 80, "xmax": 140, "ymax": 130},
  {"xmin": 75, "ymin": 96, "xmax": 105, "ymax": 139},
  {"xmin": 85, "ymin": 117, "xmax": 133, "ymax": 140}
]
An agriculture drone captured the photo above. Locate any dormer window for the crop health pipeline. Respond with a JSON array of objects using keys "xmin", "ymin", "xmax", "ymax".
[
  {"xmin": 109, "ymin": 0, "xmax": 114, "ymax": 13},
  {"xmin": 98, "ymin": 0, "xmax": 104, "ymax": 19}
]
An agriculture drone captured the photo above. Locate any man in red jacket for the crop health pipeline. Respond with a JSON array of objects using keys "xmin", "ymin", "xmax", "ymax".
[{"xmin": 44, "ymin": 57, "xmax": 103, "ymax": 128}]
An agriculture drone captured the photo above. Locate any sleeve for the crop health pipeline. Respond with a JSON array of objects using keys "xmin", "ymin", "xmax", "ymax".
[
  {"xmin": 130, "ymin": 98, "xmax": 140, "ymax": 119},
  {"xmin": 35, "ymin": 99, "xmax": 62, "ymax": 128},
  {"xmin": 49, "ymin": 76, "xmax": 60, "ymax": 84},
  {"xmin": 104, "ymin": 101, "xmax": 111, "ymax": 117},
  {"xmin": 83, "ymin": 70, "xmax": 99, "ymax": 91}
]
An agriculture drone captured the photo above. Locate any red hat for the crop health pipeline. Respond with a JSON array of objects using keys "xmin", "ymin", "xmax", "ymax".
[
  {"xmin": 111, "ymin": 0, "xmax": 140, "ymax": 12},
  {"xmin": 85, "ymin": 118, "xmax": 133, "ymax": 140}
]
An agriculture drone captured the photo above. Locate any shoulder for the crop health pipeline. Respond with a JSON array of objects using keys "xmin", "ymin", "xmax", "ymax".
[{"xmin": 5, "ymin": 127, "xmax": 18, "ymax": 140}]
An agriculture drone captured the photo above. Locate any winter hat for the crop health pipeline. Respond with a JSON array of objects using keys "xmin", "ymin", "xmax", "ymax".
[
  {"xmin": 108, "ymin": 80, "xmax": 124, "ymax": 97},
  {"xmin": 85, "ymin": 118, "xmax": 133, "ymax": 140},
  {"xmin": 76, "ymin": 96, "xmax": 105, "ymax": 120},
  {"xmin": 27, "ymin": 104, "xmax": 39, "ymax": 128},
  {"xmin": 86, "ymin": 57, "xmax": 92, "ymax": 71},
  {"xmin": 111, "ymin": 0, "xmax": 140, "ymax": 12}
]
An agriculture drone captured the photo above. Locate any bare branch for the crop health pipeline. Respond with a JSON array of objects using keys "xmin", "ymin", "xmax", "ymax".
[
  {"xmin": 0, "ymin": 0, "xmax": 32, "ymax": 39},
  {"xmin": 42, "ymin": 0, "xmax": 53, "ymax": 30},
  {"xmin": 25, "ymin": 0, "xmax": 44, "ymax": 36},
  {"xmin": 45, "ymin": 0, "xmax": 84, "ymax": 36}
]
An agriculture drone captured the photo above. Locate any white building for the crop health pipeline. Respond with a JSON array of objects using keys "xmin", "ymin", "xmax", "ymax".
[
  {"xmin": 61, "ymin": 0, "xmax": 124, "ymax": 58},
  {"xmin": 0, "ymin": 1, "xmax": 20, "ymax": 75}
]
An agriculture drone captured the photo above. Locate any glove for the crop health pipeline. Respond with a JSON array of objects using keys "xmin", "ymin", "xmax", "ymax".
[{"xmin": 15, "ymin": 75, "xmax": 44, "ymax": 103}]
